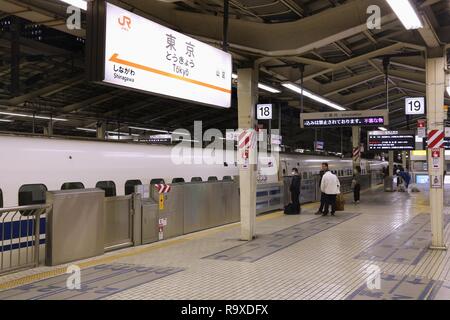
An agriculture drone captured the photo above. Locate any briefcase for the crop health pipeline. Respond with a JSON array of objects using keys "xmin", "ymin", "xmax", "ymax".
[{"xmin": 335, "ymin": 194, "xmax": 345, "ymax": 211}]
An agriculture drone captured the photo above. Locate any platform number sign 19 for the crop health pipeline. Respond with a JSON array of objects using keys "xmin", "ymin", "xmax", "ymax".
[
  {"xmin": 256, "ymin": 104, "xmax": 273, "ymax": 120},
  {"xmin": 405, "ymin": 97, "xmax": 425, "ymax": 115}
]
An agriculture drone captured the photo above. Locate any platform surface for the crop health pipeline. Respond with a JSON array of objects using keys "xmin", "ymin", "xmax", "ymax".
[{"xmin": 1, "ymin": 185, "xmax": 450, "ymax": 300}]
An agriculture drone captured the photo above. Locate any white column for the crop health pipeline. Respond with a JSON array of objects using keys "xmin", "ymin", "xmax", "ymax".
[
  {"xmin": 402, "ymin": 151, "xmax": 407, "ymax": 169},
  {"xmin": 44, "ymin": 121, "xmax": 53, "ymax": 136},
  {"xmin": 388, "ymin": 151, "xmax": 394, "ymax": 177},
  {"xmin": 352, "ymin": 126, "xmax": 361, "ymax": 171},
  {"xmin": 97, "ymin": 122, "xmax": 106, "ymax": 140},
  {"xmin": 237, "ymin": 68, "xmax": 258, "ymax": 241},
  {"xmin": 426, "ymin": 56, "xmax": 446, "ymax": 250}
]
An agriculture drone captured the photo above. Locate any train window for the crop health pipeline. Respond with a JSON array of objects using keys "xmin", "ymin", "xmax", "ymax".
[
  {"xmin": 172, "ymin": 178, "xmax": 185, "ymax": 183},
  {"xmin": 208, "ymin": 176, "xmax": 218, "ymax": 181},
  {"xmin": 150, "ymin": 178, "xmax": 165, "ymax": 184},
  {"xmin": 0, "ymin": 188, "xmax": 3, "ymax": 208},
  {"xmin": 61, "ymin": 182, "xmax": 85, "ymax": 190},
  {"xmin": 191, "ymin": 177, "xmax": 202, "ymax": 182},
  {"xmin": 125, "ymin": 180, "xmax": 142, "ymax": 195},
  {"xmin": 18, "ymin": 184, "xmax": 47, "ymax": 206},
  {"xmin": 223, "ymin": 176, "xmax": 233, "ymax": 181},
  {"xmin": 95, "ymin": 181, "xmax": 116, "ymax": 197},
  {"xmin": 302, "ymin": 172, "xmax": 307, "ymax": 179}
]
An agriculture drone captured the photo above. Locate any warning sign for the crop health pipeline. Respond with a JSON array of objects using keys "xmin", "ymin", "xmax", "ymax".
[
  {"xmin": 159, "ymin": 194, "xmax": 165, "ymax": 210},
  {"xmin": 431, "ymin": 175, "xmax": 442, "ymax": 189}
]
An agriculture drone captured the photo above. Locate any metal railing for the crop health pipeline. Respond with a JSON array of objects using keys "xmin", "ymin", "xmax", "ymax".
[{"xmin": 0, "ymin": 204, "xmax": 49, "ymax": 275}]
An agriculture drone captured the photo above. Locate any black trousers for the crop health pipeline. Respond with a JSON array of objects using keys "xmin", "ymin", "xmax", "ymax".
[
  {"xmin": 291, "ymin": 191, "xmax": 300, "ymax": 213},
  {"xmin": 324, "ymin": 194, "xmax": 337, "ymax": 214},
  {"xmin": 353, "ymin": 184, "xmax": 361, "ymax": 202},
  {"xmin": 319, "ymin": 192, "xmax": 326, "ymax": 212}
]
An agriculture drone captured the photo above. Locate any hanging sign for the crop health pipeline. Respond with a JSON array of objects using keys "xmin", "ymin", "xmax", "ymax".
[
  {"xmin": 405, "ymin": 97, "xmax": 425, "ymax": 115},
  {"xmin": 256, "ymin": 104, "xmax": 273, "ymax": 120},
  {"xmin": 300, "ymin": 110, "xmax": 388, "ymax": 128},
  {"xmin": 89, "ymin": 2, "xmax": 232, "ymax": 108},
  {"xmin": 367, "ymin": 131, "xmax": 415, "ymax": 150}
]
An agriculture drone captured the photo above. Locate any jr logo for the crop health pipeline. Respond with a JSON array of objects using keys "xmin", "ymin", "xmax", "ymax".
[
  {"xmin": 118, "ymin": 16, "xmax": 132, "ymax": 30},
  {"xmin": 66, "ymin": 264, "xmax": 81, "ymax": 290}
]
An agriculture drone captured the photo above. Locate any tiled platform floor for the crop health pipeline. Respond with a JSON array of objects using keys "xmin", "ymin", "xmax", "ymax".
[{"xmin": 1, "ymin": 185, "xmax": 450, "ymax": 300}]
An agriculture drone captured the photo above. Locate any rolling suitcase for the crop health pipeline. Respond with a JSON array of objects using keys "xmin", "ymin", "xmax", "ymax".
[{"xmin": 335, "ymin": 194, "xmax": 345, "ymax": 211}]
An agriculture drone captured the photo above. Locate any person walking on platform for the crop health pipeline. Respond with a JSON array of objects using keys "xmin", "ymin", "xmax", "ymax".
[
  {"xmin": 352, "ymin": 167, "xmax": 361, "ymax": 204},
  {"xmin": 315, "ymin": 162, "xmax": 329, "ymax": 215},
  {"xmin": 289, "ymin": 168, "xmax": 301, "ymax": 214},
  {"xmin": 320, "ymin": 169, "xmax": 340, "ymax": 216}
]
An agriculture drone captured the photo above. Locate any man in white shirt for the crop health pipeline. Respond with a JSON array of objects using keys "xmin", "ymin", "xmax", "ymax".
[{"xmin": 320, "ymin": 169, "xmax": 341, "ymax": 216}]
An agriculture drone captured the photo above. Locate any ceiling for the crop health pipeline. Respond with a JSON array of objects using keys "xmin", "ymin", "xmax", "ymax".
[{"xmin": 0, "ymin": 0, "xmax": 449, "ymax": 153}]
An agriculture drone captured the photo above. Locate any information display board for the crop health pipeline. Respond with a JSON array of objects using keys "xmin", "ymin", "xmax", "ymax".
[
  {"xmin": 88, "ymin": 2, "xmax": 232, "ymax": 108},
  {"xmin": 367, "ymin": 130, "xmax": 415, "ymax": 151},
  {"xmin": 300, "ymin": 110, "xmax": 388, "ymax": 128}
]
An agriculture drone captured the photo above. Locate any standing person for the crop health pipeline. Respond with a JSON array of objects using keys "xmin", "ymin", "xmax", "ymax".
[
  {"xmin": 289, "ymin": 168, "xmax": 301, "ymax": 214},
  {"xmin": 399, "ymin": 169, "xmax": 411, "ymax": 189},
  {"xmin": 352, "ymin": 167, "xmax": 361, "ymax": 204},
  {"xmin": 320, "ymin": 168, "xmax": 340, "ymax": 216},
  {"xmin": 315, "ymin": 163, "xmax": 329, "ymax": 215}
]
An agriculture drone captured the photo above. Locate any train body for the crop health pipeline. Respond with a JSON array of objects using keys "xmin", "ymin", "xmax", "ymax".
[{"xmin": 0, "ymin": 134, "xmax": 388, "ymax": 208}]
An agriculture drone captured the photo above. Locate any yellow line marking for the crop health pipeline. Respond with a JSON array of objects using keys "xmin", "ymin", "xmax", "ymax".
[
  {"xmin": 109, "ymin": 54, "xmax": 232, "ymax": 94},
  {"xmin": 0, "ymin": 210, "xmax": 284, "ymax": 291}
]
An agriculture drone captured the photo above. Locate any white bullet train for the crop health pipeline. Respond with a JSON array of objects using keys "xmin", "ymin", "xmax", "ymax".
[{"xmin": 0, "ymin": 134, "xmax": 388, "ymax": 208}]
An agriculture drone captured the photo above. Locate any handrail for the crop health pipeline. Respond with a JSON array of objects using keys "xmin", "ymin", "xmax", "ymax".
[
  {"xmin": 1, "ymin": 204, "xmax": 51, "ymax": 275},
  {"xmin": 0, "ymin": 204, "xmax": 50, "ymax": 214}
]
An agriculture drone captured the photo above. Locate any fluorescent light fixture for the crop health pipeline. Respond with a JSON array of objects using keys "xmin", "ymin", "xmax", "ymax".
[
  {"xmin": 258, "ymin": 83, "xmax": 281, "ymax": 94},
  {"xmin": 281, "ymin": 83, "xmax": 346, "ymax": 111},
  {"xmin": 232, "ymin": 74, "xmax": 280, "ymax": 94},
  {"xmin": 378, "ymin": 127, "xmax": 388, "ymax": 131},
  {"xmin": 0, "ymin": 119, "xmax": 13, "ymax": 122},
  {"xmin": 76, "ymin": 127, "xmax": 96, "ymax": 132},
  {"xmin": 60, "ymin": 0, "xmax": 87, "ymax": 11},
  {"xmin": 0, "ymin": 111, "xmax": 67, "ymax": 121},
  {"xmin": 128, "ymin": 126, "xmax": 169, "ymax": 133},
  {"xmin": 386, "ymin": 0, "xmax": 422, "ymax": 30}
]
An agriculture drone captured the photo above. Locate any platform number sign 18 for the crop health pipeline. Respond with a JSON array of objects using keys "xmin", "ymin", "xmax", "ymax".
[
  {"xmin": 256, "ymin": 104, "xmax": 273, "ymax": 120},
  {"xmin": 405, "ymin": 97, "xmax": 425, "ymax": 115}
]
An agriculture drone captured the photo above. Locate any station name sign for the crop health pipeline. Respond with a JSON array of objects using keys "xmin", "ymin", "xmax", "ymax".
[
  {"xmin": 368, "ymin": 130, "xmax": 415, "ymax": 151},
  {"xmin": 300, "ymin": 110, "xmax": 389, "ymax": 128},
  {"xmin": 87, "ymin": 2, "xmax": 232, "ymax": 108}
]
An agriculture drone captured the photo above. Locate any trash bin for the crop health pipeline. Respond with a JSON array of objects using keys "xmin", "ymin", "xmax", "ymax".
[{"xmin": 384, "ymin": 176, "xmax": 395, "ymax": 192}]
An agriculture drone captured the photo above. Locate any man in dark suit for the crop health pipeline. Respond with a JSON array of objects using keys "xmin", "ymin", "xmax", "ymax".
[{"xmin": 290, "ymin": 168, "xmax": 301, "ymax": 214}]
